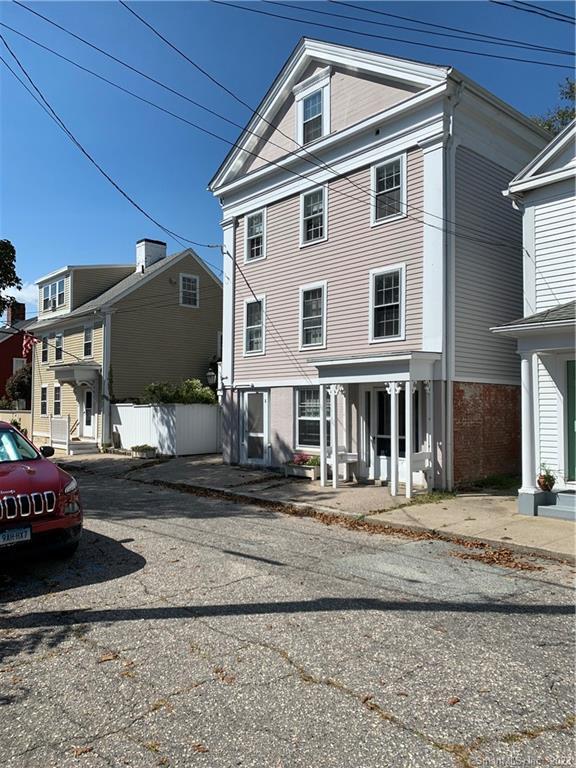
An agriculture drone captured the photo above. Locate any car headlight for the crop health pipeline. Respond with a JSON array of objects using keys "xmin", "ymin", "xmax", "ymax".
[{"xmin": 64, "ymin": 477, "xmax": 78, "ymax": 494}]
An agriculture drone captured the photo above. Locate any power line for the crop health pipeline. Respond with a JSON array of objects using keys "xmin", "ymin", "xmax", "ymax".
[
  {"xmin": 331, "ymin": 0, "xmax": 573, "ymax": 54},
  {"xmin": 267, "ymin": 0, "xmax": 573, "ymax": 56},
  {"xmin": 213, "ymin": 0, "xmax": 573, "ymax": 70},
  {"xmin": 0, "ymin": 34, "xmax": 221, "ymax": 256},
  {"xmin": 490, "ymin": 0, "xmax": 576, "ymax": 25},
  {"xmin": 513, "ymin": 1, "xmax": 576, "ymax": 22}
]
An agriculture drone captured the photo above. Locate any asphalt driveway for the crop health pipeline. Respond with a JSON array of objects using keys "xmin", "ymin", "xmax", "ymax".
[{"xmin": 0, "ymin": 469, "xmax": 574, "ymax": 768}]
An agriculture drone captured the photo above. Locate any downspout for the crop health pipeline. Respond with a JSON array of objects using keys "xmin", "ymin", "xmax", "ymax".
[
  {"xmin": 102, "ymin": 308, "xmax": 112, "ymax": 447},
  {"xmin": 444, "ymin": 78, "xmax": 463, "ymax": 491}
]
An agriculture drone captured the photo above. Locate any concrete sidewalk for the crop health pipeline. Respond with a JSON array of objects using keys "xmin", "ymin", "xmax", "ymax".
[{"xmin": 59, "ymin": 453, "xmax": 576, "ymax": 561}]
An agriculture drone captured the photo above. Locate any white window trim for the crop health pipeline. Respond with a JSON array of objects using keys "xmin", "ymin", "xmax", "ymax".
[
  {"xmin": 294, "ymin": 67, "xmax": 331, "ymax": 146},
  {"xmin": 41, "ymin": 336, "xmax": 49, "ymax": 365},
  {"xmin": 294, "ymin": 386, "xmax": 331, "ymax": 452},
  {"xmin": 54, "ymin": 333, "xmax": 63, "ymax": 362},
  {"xmin": 300, "ymin": 185, "xmax": 328, "ymax": 248},
  {"xmin": 244, "ymin": 208, "xmax": 267, "ymax": 264},
  {"xmin": 179, "ymin": 273, "xmax": 200, "ymax": 308},
  {"xmin": 53, "ymin": 383, "xmax": 61, "ymax": 417},
  {"xmin": 12, "ymin": 357, "xmax": 26, "ymax": 375},
  {"xmin": 83, "ymin": 324, "xmax": 93, "ymax": 359},
  {"xmin": 40, "ymin": 384, "xmax": 48, "ymax": 417},
  {"xmin": 370, "ymin": 153, "xmax": 407, "ymax": 228},
  {"xmin": 243, "ymin": 294, "xmax": 266, "ymax": 357},
  {"xmin": 368, "ymin": 263, "xmax": 407, "ymax": 344},
  {"xmin": 299, "ymin": 280, "xmax": 327, "ymax": 351}
]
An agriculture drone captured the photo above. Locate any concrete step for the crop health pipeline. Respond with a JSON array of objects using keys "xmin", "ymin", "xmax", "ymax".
[
  {"xmin": 537, "ymin": 504, "xmax": 576, "ymax": 521},
  {"xmin": 556, "ymin": 490, "xmax": 576, "ymax": 510},
  {"xmin": 69, "ymin": 442, "xmax": 99, "ymax": 456}
]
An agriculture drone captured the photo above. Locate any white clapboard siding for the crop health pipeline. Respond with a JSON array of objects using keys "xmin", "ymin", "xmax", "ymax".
[
  {"xmin": 534, "ymin": 195, "xmax": 576, "ymax": 311},
  {"xmin": 537, "ymin": 359, "xmax": 560, "ymax": 474}
]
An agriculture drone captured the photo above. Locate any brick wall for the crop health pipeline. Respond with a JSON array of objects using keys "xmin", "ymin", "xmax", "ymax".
[{"xmin": 452, "ymin": 382, "xmax": 520, "ymax": 486}]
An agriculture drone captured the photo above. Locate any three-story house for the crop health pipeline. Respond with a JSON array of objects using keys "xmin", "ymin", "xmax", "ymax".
[{"xmin": 209, "ymin": 39, "xmax": 548, "ymax": 495}]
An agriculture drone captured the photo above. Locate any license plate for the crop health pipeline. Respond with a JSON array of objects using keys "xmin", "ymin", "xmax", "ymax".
[{"xmin": 0, "ymin": 527, "xmax": 31, "ymax": 548}]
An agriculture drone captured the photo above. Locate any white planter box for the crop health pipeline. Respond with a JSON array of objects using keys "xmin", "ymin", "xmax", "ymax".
[
  {"xmin": 285, "ymin": 464, "xmax": 320, "ymax": 480},
  {"xmin": 131, "ymin": 449, "xmax": 156, "ymax": 459}
]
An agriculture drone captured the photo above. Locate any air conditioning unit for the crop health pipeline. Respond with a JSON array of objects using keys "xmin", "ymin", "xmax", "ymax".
[{"xmin": 50, "ymin": 298, "xmax": 57, "ymax": 311}]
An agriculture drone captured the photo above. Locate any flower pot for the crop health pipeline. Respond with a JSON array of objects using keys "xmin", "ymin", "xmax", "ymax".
[
  {"xmin": 131, "ymin": 449, "xmax": 156, "ymax": 460},
  {"xmin": 285, "ymin": 463, "xmax": 320, "ymax": 480},
  {"xmin": 537, "ymin": 474, "xmax": 555, "ymax": 492}
]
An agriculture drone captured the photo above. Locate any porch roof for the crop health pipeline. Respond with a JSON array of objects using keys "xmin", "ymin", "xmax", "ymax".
[
  {"xmin": 307, "ymin": 350, "xmax": 441, "ymax": 383},
  {"xmin": 491, "ymin": 301, "xmax": 575, "ymax": 354},
  {"xmin": 49, "ymin": 361, "xmax": 101, "ymax": 385}
]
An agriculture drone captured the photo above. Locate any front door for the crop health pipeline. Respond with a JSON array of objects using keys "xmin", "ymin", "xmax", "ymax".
[
  {"xmin": 242, "ymin": 391, "xmax": 268, "ymax": 464},
  {"xmin": 81, "ymin": 387, "xmax": 95, "ymax": 439},
  {"xmin": 567, "ymin": 360, "xmax": 575, "ymax": 482}
]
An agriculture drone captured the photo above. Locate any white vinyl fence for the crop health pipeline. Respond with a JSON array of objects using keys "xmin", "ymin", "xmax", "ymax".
[
  {"xmin": 50, "ymin": 415, "xmax": 70, "ymax": 452},
  {"xmin": 111, "ymin": 403, "xmax": 222, "ymax": 456}
]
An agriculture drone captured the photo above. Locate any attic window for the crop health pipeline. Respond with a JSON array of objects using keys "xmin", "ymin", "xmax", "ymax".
[{"xmin": 294, "ymin": 66, "xmax": 331, "ymax": 146}]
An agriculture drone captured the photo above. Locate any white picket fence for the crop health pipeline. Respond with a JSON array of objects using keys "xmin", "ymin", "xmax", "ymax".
[
  {"xmin": 111, "ymin": 403, "xmax": 222, "ymax": 456},
  {"xmin": 50, "ymin": 415, "xmax": 70, "ymax": 452}
]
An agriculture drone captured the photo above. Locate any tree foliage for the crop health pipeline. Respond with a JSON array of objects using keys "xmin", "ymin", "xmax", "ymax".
[
  {"xmin": 5, "ymin": 364, "xmax": 32, "ymax": 404},
  {"xmin": 534, "ymin": 78, "xmax": 575, "ymax": 136},
  {"xmin": 0, "ymin": 240, "xmax": 22, "ymax": 317},
  {"xmin": 142, "ymin": 378, "xmax": 217, "ymax": 405}
]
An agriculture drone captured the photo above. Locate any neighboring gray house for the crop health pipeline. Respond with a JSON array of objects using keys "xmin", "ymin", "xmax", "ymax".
[
  {"xmin": 209, "ymin": 38, "xmax": 548, "ymax": 495},
  {"xmin": 493, "ymin": 120, "xmax": 576, "ymax": 518}
]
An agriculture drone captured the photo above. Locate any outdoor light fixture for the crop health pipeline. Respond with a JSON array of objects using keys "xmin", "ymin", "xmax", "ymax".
[{"xmin": 206, "ymin": 369, "xmax": 217, "ymax": 386}]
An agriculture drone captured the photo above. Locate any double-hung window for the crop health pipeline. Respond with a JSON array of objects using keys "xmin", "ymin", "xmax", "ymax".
[
  {"xmin": 83, "ymin": 326, "xmax": 93, "ymax": 358},
  {"xmin": 245, "ymin": 297, "xmax": 265, "ymax": 355},
  {"xmin": 302, "ymin": 90, "xmax": 323, "ymax": 145},
  {"xmin": 53, "ymin": 384, "xmax": 61, "ymax": 417},
  {"xmin": 245, "ymin": 211, "xmax": 265, "ymax": 262},
  {"xmin": 180, "ymin": 274, "xmax": 199, "ymax": 307},
  {"xmin": 54, "ymin": 333, "xmax": 63, "ymax": 362},
  {"xmin": 296, "ymin": 387, "xmax": 330, "ymax": 449},
  {"xmin": 370, "ymin": 265, "xmax": 405, "ymax": 342},
  {"xmin": 372, "ymin": 156, "xmax": 405, "ymax": 224},
  {"xmin": 300, "ymin": 282, "xmax": 326, "ymax": 349},
  {"xmin": 42, "ymin": 279, "xmax": 65, "ymax": 311},
  {"xmin": 301, "ymin": 187, "xmax": 326, "ymax": 245},
  {"xmin": 41, "ymin": 337, "xmax": 48, "ymax": 364},
  {"xmin": 40, "ymin": 385, "xmax": 48, "ymax": 416}
]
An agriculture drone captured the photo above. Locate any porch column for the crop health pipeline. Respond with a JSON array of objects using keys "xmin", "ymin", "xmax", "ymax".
[
  {"xmin": 520, "ymin": 353, "xmax": 537, "ymax": 493},
  {"xmin": 319, "ymin": 384, "xmax": 327, "ymax": 487},
  {"xmin": 328, "ymin": 384, "xmax": 343, "ymax": 489},
  {"xmin": 387, "ymin": 382, "xmax": 400, "ymax": 496},
  {"xmin": 425, "ymin": 380, "xmax": 433, "ymax": 490},
  {"xmin": 405, "ymin": 382, "xmax": 413, "ymax": 499}
]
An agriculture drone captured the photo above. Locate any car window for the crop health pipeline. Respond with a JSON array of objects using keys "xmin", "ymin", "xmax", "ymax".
[{"xmin": 0, "ymin": 429, "xmax": 39, "ymax": 462}]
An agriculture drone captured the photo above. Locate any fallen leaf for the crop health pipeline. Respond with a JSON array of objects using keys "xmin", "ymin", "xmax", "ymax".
[
  {"xmin": 448, "ymin": 696, "xmax": 460, "ymax": 706},
  {"xmin": 192, "ymin": 743, "xmax": 209, "ymax": 753},
  {"xmin": 97, "ymin": 651, "xmax": 119, "ymax": 663},
  {"xmin": 71, "ymin": 745, "xmax": 94, "ymax": 757}
]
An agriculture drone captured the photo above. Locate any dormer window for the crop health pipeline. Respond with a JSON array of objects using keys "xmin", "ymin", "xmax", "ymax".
[
  {"xmin": 42, "ymin": 279, "xmax": 65, "ymax": 311},
  {"xmin": 294, "ymin": 66, "xmax": 331, "ymax": 146}
]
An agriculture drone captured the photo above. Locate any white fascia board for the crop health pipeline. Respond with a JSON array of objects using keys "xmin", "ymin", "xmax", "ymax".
[
  {"xmin": 508, "ymin": 120, "xmax": 575, "ymax": 187},
  {"xmin": 213, "ymin": 82, "xmax": 448, "ymax": 198},
  {"xmin": 492, "ymin": 320, "xmax": 576, "ymax": 335},
  {"xmin": 28, "ymin": 311, "xmax": 103, "ymax": 333},
  {"xmin": 221, "ymin": 105, "xmax": 445, "ymax": 221},
  {"xmin": 35, "ymin": 264, "xmax": 132, "ymax": 285},
  {"xmin": 508, "ymin": 166, "xmax": 576, "ymax": 195},
  {"xmin": 210, "ymin": 40, "xmax": 448, "ymax": 191}
]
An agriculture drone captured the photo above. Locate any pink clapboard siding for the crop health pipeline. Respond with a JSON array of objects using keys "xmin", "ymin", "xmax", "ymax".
[
  {"xmin": 243, "ymin": 65, "xmax": 417, "ymax": 175},
  {"xmin": 233, "ymin": 148, "xmax": 424, "ymax": 383}
]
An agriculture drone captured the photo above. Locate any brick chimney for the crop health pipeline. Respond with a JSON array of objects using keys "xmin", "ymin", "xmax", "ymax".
[
  {"xmin": 6, "ymin": 301, "xmax": 25, "ymax": 326},
  {"xmin": 136, "ymin": 239, "xmax": 167, "ymax": 272}
]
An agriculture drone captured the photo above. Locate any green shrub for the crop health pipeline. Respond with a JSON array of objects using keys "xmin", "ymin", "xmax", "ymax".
[{"xmin": 142, "ymin": 378, "xmax": 217, "ymax": 405}]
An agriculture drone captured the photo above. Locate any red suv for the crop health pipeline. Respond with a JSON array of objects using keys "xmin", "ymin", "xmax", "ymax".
[{"xmin": 0, "ymin": 422, "xmax": 82, "ymax": 558}]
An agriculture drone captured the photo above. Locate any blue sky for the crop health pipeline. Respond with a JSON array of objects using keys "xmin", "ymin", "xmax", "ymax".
[{"xmin": 1, "ymin": 0, "xmax": 574, "ymax": 317}]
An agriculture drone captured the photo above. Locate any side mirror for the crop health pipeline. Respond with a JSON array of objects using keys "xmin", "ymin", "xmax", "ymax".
[{"xmin": 40, "ymin": 445, "xmax": 55, "ymax": 458}]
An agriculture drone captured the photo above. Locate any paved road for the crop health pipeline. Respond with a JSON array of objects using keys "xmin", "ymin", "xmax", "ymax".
[{"xmin": 0, "ymin": 470, "xmax": 574, "ymax": 768}]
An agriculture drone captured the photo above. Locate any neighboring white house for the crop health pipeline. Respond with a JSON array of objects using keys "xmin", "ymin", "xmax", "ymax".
[{"xmin": 493, "ymin": 120, "xmax": 576, "ymax": 519}]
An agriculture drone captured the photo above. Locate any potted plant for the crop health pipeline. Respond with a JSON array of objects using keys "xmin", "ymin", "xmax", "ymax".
[
  {"xmin": 131, "ymin": 444, "xmax": 157, "ymax": 460},
  {"xmin": 537, "ymin": 464, "xmax": 556, "ymax": 492},
  {"xmin": 285, "ymin": 453, "xmax": 321, "ymax": 480}
]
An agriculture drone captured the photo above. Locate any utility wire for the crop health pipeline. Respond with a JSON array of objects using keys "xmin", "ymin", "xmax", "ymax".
[
  {"xmin": 213, "ymin": 1, "xmax": 573, "ymax": 69},
  {"xmin": 490, "ymin": 0, "xmax": 576, "ymax": 25},
  {"xmin": 512, "ymin": 1, "xmax": 575, "ymax": 22},
  {"xmin": 331, "ymin": 0, "xmax": 573, "ymax": 54},
  {"xmin": 268, "ymin": 0, "xmax": 573, "ymax": 56},
  {"xmin": 0, "ymin": 33, "xmax": 221, "ymax": 255}
]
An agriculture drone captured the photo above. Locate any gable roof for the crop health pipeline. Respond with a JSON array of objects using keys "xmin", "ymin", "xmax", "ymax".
[
  {"xmin": 507, "ymin": 119, "xmax": 575, "ymax": 196},
  {"xmin": 208, "ymin": 37, "xmax": 449, "ymax": 192},
  {"xmin": 0, "ymin": 317, "xmax": 37, "ymax": 344},
  {"xmin": 493, "ymin": 300, "xmax": 576, "ymax": 334},
  {"xmin": 29, "ymin": 249, "xmax": 222, "ymax": 331}
]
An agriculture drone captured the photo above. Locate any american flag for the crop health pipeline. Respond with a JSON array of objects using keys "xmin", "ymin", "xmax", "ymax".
[{"xmin": 22, "ymin": 332, "xmax": 39, "ymax": 357}]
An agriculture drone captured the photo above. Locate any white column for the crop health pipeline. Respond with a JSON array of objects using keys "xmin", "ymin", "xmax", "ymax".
[
  {"xmin": 342, "ymin": 384, "xmax": 349, "ymax": 482},
  {"xmin": 424, "ymin": 380, "xmax": 434, "ymax": 490},
  {"xmin": 405, "ymin": 382, "xmax": 413, "ymax": 499},
  {"xmin": 520, "ymin": 353, "xmax": 537, "ymax": 492},
  {"xmin": 387, "ymin": 382, "xmax": 400, "ymax": 496},
  {"xmin": 319, "ymin": 384, "xmax": 327, "ymax": 487},
  {"xmin": 328, "ymin": 384, "xmax": 342, "ymax": 489}
]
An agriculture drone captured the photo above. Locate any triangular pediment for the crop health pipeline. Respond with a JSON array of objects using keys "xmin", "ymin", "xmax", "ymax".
[
  {"xmin": 509, "ymin": 119, "xmax": 575, "ymax": 192},
  {"xmin": 209, "ymin": 38, "xmax": 448, "ymax": 191}
]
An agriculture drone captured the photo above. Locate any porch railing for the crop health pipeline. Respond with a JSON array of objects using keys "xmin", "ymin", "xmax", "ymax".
[{"xmin": 50, "ymin": 415, "xmax": 70, "ymax": 453}]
